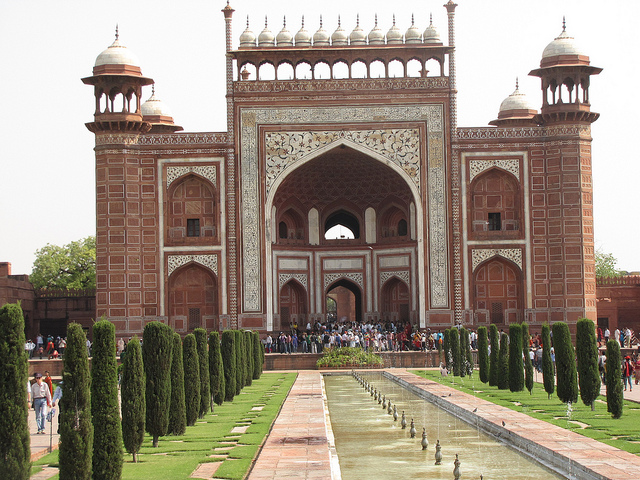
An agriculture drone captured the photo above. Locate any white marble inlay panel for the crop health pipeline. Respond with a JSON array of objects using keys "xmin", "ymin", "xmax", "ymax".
[
  {"xmin": 167, "ymin": 254, "xmax": 218, "ymax": 276},
  {"xmin": 471, "ymin": 248, "xmax": 522, "ymax": 272},
  {"xmin": 323, "ymin": 258, "xmax": 364, "ymax": 270}
]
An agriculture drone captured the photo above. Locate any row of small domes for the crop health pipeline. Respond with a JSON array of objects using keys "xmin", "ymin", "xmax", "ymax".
[{"xmin": 240, "ymin": 14, "xmax": 441, "ymax": 48}]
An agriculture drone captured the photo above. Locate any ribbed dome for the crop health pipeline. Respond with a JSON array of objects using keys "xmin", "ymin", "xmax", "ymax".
[
  {"xmin": 313, "ymin": 16, "xmax": 330, "ymax": 46},
  {"xmin": 542, "ymin": 23, "xmax": 584, "ymax": 59},
  {"xmin": 331, "ymin": 16, "xmax": 348, "ymax": 46},
  {"xmin": 423, "ymin": 14, "xmax": 441, "ymax": 44},
  {"xmin": 386, "ymin": 15, "xmax": 403, "ymax": 45},
  {"xmin": 141, "ymin": 87, "xmax": 173, "ymax": 118},
  {"xmin": 498, "ymin": 80, "xmax": 537, "ymax": 116},
  {"xmin": 276, "ymin": 17, "xmax": 293, "ymax": 46},
  {"xmin": 239, "ymin": 17, "xmax": 256, "ymax": 48},
  {"xmin": 350, "ymin": 15, "xmax": 367, "ymax": 45},
  {"xmin": 95, "ymin": 29, "xmax": 140, "ymax": 68},
  {"xmin": 405, "ymin": 15, "xmax": 422, "ymax": 44},
  {"xmin": 295, "ymin": 16, "xmax": 312, "ymax": 47},
  {"xmin": 258, "ymin": 17, "xmax": 275, "ymax": 47},
  {"xmin": 368, "ymin": 14, "xmax": 385, "ymax": 45}
]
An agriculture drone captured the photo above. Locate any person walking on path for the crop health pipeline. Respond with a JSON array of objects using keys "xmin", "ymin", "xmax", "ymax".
[
  {"xmin": 623, "ymin": 356, "xmax": 634, "ymax": 392},
  {"xmin": 31, "ymin": 373, "xmax": 52, "ymax": 434},
  {"xmin": 51, "ymin": 380, "xmax": 63, "ymax": 434}
]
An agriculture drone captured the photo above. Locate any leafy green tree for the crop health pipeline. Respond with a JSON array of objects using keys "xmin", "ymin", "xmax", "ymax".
[
  {"xmin": 497, "ymin": 332, "xmax": 510, "ymax": 390},
  {"xmin": 59, "ymin": 323, "xmax": 93, "ymax": 480},
  {"xmin": 522, "ymin": 322, "xmax": 534, "ymax": 394},
  {"xmin": 221, "ymin": 331, "xmax": 236, "ymax": 402},
  {"xmin": 477, "ymin": 326, "xmax": 489, "ymax": 384},
  {"xmin": 450, "ymin": 328, "xmax": 461, "ymax": 376},
  {"xmin": 193, "ymin": 328, "xmax": 210, "ymax": 418},
  {"xmin": 489, "ymin": 324, "xmax": 500, "ymax": 387},
  {"xmin": 605, "ymin": 339, "xmax": 624, "ymax": 418},
  {"xmin": 0, "ymin": 303, "xmax": 30, "ymax": 480},
  {"xmin": 553, "ymin": 322, "xmax": 578, "ymax": 404},
  {"xmin": 234, "ymin": 330, "xmax": 244, "ymax": 394},
  {"xmin": 142, "ymin": 321, "xmax": 173, "ymax": 447},
  {"xmin": 91, "ymin": 320, "xmax": 123, "ymax": 480},
  {"xmin": 183, "ymin": 334, "xmax": 200, "ymax": 426},
  {"xmin": 508, "ymin": 323, "xmax": 524, "ymax": 392},
  {"xmin": 541, "ymin": 324, "xmax": 554, "ymax": 399},
  {"xmin": 209, "ymin": 331, "xmax": 225, "ymax": 409},
  {"xmin": 168, "ymin": 333, "xmax": 186, "ymax": 435},
  {"xmin": 576, "ymin": 318, "xmax": 601, "ymax": 410},
  {"xmin": 121, "ymin": 335, "xmax": 145, "ymax": 463},
  {"xmin": 30, "ymin": 236, "xmax": 96, "ymax": 290},
  {"xmin": 595, "ymin": 248, "xmax": 623, "ymax": 278},
  {"xmin": 244, "ymin": 330, "xmax": 254, "ymax": 387},
  {"xmin": 252, "ymin": 331, "xmax": 263, "ymax": 380}
]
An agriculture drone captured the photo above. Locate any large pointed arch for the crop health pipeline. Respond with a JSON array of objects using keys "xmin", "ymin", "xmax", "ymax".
[{"xmin": 326, "ymin": 278, "xmax": 363, "ymax": 324}]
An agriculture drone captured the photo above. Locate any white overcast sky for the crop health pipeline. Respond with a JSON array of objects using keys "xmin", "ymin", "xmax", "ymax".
[{"xmin": 1, "ymin": 0, "xmax": 638, "ymax": 275}]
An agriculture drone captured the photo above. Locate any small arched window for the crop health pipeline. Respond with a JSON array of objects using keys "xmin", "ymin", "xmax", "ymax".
[
  {"xmin": 398, "ymin": 219, "xmax": 408, "ymax": 236},
  {"xmin": 279, "ymin": 221, "xmax": 288, "ymax": 239}
]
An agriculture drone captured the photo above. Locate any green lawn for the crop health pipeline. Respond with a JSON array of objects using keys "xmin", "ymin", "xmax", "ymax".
[
  {"xmin": 31, "ymin": 372, "xmax": 296, "ymax": 480},
  {"xmin": 412, "ymin": 369, "xmax": 640, "ymax": 455}
]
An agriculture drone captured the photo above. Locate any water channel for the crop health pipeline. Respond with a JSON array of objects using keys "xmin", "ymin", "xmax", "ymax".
[{"xmin": 323, "ymin": 372, "xmax": 564, "ymax": 479}]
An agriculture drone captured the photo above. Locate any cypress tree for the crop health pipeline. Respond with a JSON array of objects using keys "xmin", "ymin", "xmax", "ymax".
[
  {"xmin": 477, "ymin": 326, "xmax": 489, "ymax": 384},
  {"xmin": 576, "ymin": 318, "xmax": 601, "ymax": 411},
  {"xmin": 508, "ymin": 323, "xmax": 524, "ymax": 392},
  {"xmin": 209, "ymin": 331, "xmax": 225, "ymax": 409},
  {"xmin": 541, "ymin": 324, "xmax": 554, "ymax": 399},
  {"xmin": 553, "ymin": 321, "xmax": 578, "ymax": 404},
  {"xmin": 252, "ymin": 331, "xmax": 263, "ymax": 380},
  {"xmin": 442, "ymin": 329, "xmax": 451, "ymax": 371},
  {"xmin": 234, "ymin": 330, "xmax": 244, "ymax": 394},
  {"xmin": 489, "ymin": 324, "xmax": 500, "ymax": 387},
  {"xmin": 450, "ymin": 328, "xmax": 461, "ymax": 376},
  {"xmin": 168, "ymin": 333, "xmax": 186, "ymax": 435},
  {"xmin": 221, "ymin": 330, "xmax": 236, "ymax": 402},
  {"xmin": 463, "ymin": 328, "xmax": 474, "ymax": 376},
  {"xmin": 183, "ymin": 334, "xmax": 200, "ymax": 426},
  {"xmin": 91, "ymin": 320, "xmax": 123, "ymax": 480},
  {"xmin": 0, "ymin": 303, "xmax": 30, "ymax": 480},
  {"xmin": 522, "ymin": 322, "xmax": 534, "ymax": 394},
  {"xmin": 605, "ymin": 339, "xmax": 624, "ymax": 419},
  {"xmin": 459, "ymin": 327, "xmax": 467, "ymax": 378},
  {"xmin": 59, "ymin": 323, "xmax": 93, "ymax": 480},
  {"xmin": 142, "ymin": 321, "xmax": 173, "ymax": 447},
  {"xmin": 121, "ymin": 335, "xmax": 145, "ymax": 463},
  {"xmin": 244, "ymin": 330, "xmax": 254, "ymax": 387},
  {"xmin": 497, "ymin": 331, "xmax": 509, "ymax": 390},
  {"xmin": 194, "ymin": 328, "xmax": 210, "ymax": 418}
]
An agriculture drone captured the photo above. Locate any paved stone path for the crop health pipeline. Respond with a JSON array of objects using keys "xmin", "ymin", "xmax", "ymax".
[{"xmin": 247, "ymin": 371, "xmax": 337, "ymax": 479}]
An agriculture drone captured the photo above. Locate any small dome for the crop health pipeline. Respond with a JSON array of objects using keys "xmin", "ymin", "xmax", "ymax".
[
  {"xmin": 498, "ymin": 80, "xmax": 537, "ymax": 116},
  {"xmin": 542, "ymin": 19, "xmax": 584, "ymax": 60},
  {"xmin": 258, "ymin": 17, "xmax": 275, "ymax": 47},
  {"xmin": 276, "ymin": 17, "xmax": 293, "ymax": 46},
  {"xmin": 95, "ymin": 28, "xmax": 140, "ymax": 68},
  {"xmin": 350, "ymin": 14, "xmax": 367, "ymax": 45},
  {"xmin": 239, "ymin": 17, "xmax": 256, "ymax": 48},
  {"xmin": 368, "ymin": 14, "xmax": 385, "ymax": 45},
  {"xmin": 331, "ymin": 16, "xmax": 348, "ymax": 46},
  {"xmin": 141, "ymin": 87, "xmax": 173, "ymax": 118},
  {"xmin": 423, "ymin": 14, "xmax": 441, "ymax": 44},
  {"xmin": 405, "ymin": 14, "xmax": 422, "ymax": 44},
  {"xmin": 295, "ymin": 16, "xmax": 312, "ymax": 47},
  {"xmin": 313, "ymin": 16, "xmax": 330, "ymax": 46},
  {"xmin": 386, "ymin": 15, "xmax": 403, "ymax": 45}
]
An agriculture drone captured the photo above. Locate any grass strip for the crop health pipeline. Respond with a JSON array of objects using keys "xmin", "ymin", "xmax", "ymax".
[
  {"xmin": 31, "ymin": 372, "xmax": 296, "ymax": 480},
  {"xmin": 412, "ymin": 369, "xmax": 640, "ymax": 455}
]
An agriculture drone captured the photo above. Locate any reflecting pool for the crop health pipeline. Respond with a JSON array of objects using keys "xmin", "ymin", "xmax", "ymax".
[{"xmin": 324, "ymin": 373, "xmax": 563, "ymax": 479}]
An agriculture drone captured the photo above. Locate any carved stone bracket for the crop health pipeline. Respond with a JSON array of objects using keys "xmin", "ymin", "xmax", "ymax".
[{"xmin": 167, "ymin": 254, "xmax": 218, "ymax": 277}]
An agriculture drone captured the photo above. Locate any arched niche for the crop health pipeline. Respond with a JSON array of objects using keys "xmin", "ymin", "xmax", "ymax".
[
  {"xmin": 279, "ymin": 279, "xmax": 307, "ymax": 333},
  {"xmin": 166, "ymin": 174, "xmax": 217, "ymax": 245},
  {"xmin": 470, "ymin": 167, "xmax": 521, "ymax": 238},
  {"xmin": 168, "ymin": 263, "xmax": 218, "ymax": 332},
  {"xmin": 473, "ymin": 257, "xmax": 522, "ymax": 327},
  {"xmin": 381, "ymin": 277, "xmax": 410, "ymax": 322}
]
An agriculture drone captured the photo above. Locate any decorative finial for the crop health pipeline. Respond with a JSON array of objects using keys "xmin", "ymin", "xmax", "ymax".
[
  {"xmin": 562, "ymin": 16, "xmax": 566, "ymax": 32},
  {"xmin": 392, "ymin": 14, "xmax": 396, "ymax": 26},
  {"xmin": 152, "ymin": 84, "xmax": 155, "ymax": 95},
  {"xmin": 301, "ymin": 15, "xmax": 305, "ymax": 28},
  {"xmin": 411, "ymin": 13, "xmax": 415, "ymax": 25},
  {"xmin": 283, "ymin": 16, "xmax": 286, "ymax": 28},
  {"xmin": 356, "ymin": 13, "xmax": 360, "ymax": 26},
  {"xmin": 338, "ymin": 15, "xmax": 341, "ymax": 28},
  {"xmin": 319, "ymin": 15, "xmax": 323, "ymax": 28},
  {"xmin": 264, "ymin": 15, "xmax": 268, "ymax": 28},
  {"xmin": 515, "ymin": 77, "xmax": 519, "ymax": 90},
  {"xmin": 430, "ymin": 13, "xmax": 433, "ymax": 25},
  {"xmin": 226, "ymin": 0, "xmax": 229, "ymax": 5},
  {"xmin": 374, "ymin": 13, "xmax": 378, "ymax": 27},
  {"xmin": 246, "ymin": 15, "xmax": 249, "ymax": 28},
  {"xmin": 115, "ymin": 24, "xmax": 119, "ymax": 41}
]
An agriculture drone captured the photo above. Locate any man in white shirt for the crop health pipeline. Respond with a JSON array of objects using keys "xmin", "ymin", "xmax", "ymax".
[{"xmin": 31, "ymin": 373, "xmax": 52, "ymax": 434}]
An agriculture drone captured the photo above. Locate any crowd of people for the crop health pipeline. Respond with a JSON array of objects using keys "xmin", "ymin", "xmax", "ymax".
[{"xmin": 25, "ymin": 334, "xmax": 67, "ymax": 359}]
